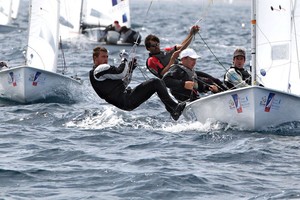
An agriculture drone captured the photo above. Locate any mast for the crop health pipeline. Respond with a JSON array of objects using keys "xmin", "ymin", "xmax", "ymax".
[{"xmin": 251, "ymin": 0, "xmax": 256, "ymax": 85}]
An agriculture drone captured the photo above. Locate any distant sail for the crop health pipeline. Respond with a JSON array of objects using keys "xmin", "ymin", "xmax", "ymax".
[
  {"xmin": 26, "ymin": 0, "xmax": 60, "ymax": 72},
  {"xmin": 81, "ymin": 0, "xmax": 131, "ymax": 28},
  {"xmin": 59, "ymin": 0, "xmax": 82, "ymax": 39}
]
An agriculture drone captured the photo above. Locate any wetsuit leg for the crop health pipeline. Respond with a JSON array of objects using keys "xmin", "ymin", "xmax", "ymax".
[{"xmin": 124, "ymin": 78, "xmax": 178, "ymax": 112}]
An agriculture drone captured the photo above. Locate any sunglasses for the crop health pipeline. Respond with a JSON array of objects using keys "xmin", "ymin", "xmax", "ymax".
[{"xmin": 149, "ymin": 43, "xmax": 160, "ymax": 48}]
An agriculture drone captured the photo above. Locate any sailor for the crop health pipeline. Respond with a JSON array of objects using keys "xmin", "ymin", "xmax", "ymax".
[
  {"xmin": 163, "ymin": 48, "xmax": 221, "ymax": 102},
  {"xmin": 144, "ymin": 26, "xmax": 227, "ymax": 92},
  {"xmin": 224, "ymin": 48, "xmax": 251, "ymax": 89},
  {"xmin": 89, "ymin": 46, "xmax": 186, "ymax": 121},
  {"xmin": 0, "ymin": 61, "xmax": 8, "ymax": 70},
  {"xmin": 144, "ymin": 25, "xmax": 199, "ymax": 78},
  {"xmin": 119, "ymin": 26, "xmax": 142, "ymax": 45},
  {"xmin": 105, "ymin": 20, "xmax": 122, "ymax": 32}
]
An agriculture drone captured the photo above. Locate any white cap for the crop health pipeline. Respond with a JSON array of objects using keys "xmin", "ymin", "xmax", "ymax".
[{"xmin": 179, "ymin": 48, "xmax": 200, "ymax": 59}]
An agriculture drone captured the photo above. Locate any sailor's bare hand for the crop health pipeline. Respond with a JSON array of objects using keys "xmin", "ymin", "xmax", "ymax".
[
  {"xmin": 171, "ymin": 50, "xmax": 181, "ymax": 60},
  {"xmin": 209, "ymin": 85, "xmax": 219, "ymax": 93},
  {"xmin": 184, "ymin": 81, "xmax": 195, "ymax": 90},
  {"xmin": 190, "ymin": 25, "xmax": 200, "ymax": 34}
]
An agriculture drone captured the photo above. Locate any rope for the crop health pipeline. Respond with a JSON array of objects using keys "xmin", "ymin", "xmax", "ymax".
[
  {"xmin": 197, "ymin": 32, "xmax": 226, "ymax": 71},
  {"xmin": 194, "ymin": 0, "xmax": 214, "ymax": 25},
  {"xmin": 59, "ymin": 36, "xmax": 67, "ymax": 74},
  {"xmin": 122, "ymin": 34, "xmax": 141, "ymax": 87},
  {"xmin": 146, "ymin": 1, "xmax": 153, "ymax": 16}
]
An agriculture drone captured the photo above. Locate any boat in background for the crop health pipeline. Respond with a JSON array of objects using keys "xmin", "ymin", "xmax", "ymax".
[
  {"xmin": 183, "ymin": 0, "xmax": 300, "ymax": 130},
  {"xmin": 81, "ymin": 0, "xmax": 141, "ymax": 45},
  {"xmin": 0, "ymin": 0, "xmax": 82, "ymax": 104},
  {"xmin": 0, "ymin": 0, "xmax": 20, "ymax": 33}
]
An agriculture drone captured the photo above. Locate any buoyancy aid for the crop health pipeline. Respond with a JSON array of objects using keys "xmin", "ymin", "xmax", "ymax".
[
  {"xmin": 163, "ymin": 64, "xmax": 200, "ymax": 101},
  {"xmin": 146, "ymin": 48, "xmax": 176, "ymax": 78},
  {"xmin": 224, "ymin": 66, "xmax": 251, "ymax": 89}
]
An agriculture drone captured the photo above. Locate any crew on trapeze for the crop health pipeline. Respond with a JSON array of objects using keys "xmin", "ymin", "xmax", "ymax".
[{"xmin": 89, "ymin": 46, "xmax": 186, "ymax": 121}]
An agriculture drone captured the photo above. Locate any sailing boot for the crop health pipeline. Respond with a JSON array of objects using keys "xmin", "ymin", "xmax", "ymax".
[{"xmin": 171, "ymin": 102, "xmax": 186, "ymax": 121}]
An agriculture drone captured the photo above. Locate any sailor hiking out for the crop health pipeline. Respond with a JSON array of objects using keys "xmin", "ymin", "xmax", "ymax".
[{"xmin": 89, "ymin": 46, "xmax": 186, "ymax": 121}]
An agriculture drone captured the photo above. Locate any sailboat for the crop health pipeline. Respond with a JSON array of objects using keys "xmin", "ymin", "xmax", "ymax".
[
  {"xmin": 81, "ymin": 0, "xmax": 140, "ymax": 45},
  {"xmin": 0, "ymin": 0, "xmax": 20, "ymax": 33},
  {"xmin": 0, "ymin": 0, "xmax": 82, "ymax": 104},
  {"xmin": 183, "ymin": 0, "xmax": 300, "ymax": 130}
]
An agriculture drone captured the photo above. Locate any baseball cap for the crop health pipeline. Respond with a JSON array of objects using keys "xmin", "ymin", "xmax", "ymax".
[
  {"xmin": 233, "ymin": 48, "xmax": 246, "ymax": 58},
  {"xmin": 180, "ymin": 48, "xmax": 200, "ymax": 59}
]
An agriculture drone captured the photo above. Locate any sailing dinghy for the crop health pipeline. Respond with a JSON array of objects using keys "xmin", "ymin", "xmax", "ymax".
[
  {"xmin": 183, "ymin": 0, "xmax": 300, "ymax": 130},
  {"xmin": 0, "ymin": 0, "xmax": 82, "ymax": 103},
  {"xmin": 81, "ymin": 0, "xmax": 140, "ymax": 45}
]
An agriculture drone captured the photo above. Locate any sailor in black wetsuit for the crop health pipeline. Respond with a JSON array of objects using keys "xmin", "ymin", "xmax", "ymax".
[
  {"xmin": 163, "ymin": 48, "xmax": 225, "ymax": 102},
  {"xmin": 89, "ymin": 46, "xmax": 186, "ymax": 121}
]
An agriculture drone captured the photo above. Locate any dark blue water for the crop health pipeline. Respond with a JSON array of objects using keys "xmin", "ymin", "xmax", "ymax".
[{"xmin": 1, "ymin": 1, "xmax": 300, "ymax": 199}]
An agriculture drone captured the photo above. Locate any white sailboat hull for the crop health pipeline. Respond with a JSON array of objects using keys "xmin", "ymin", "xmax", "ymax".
[
  {"xmin": 0, "ymin": 66, "xmax": 82, "ymax": 103},
  {"xmin": 183, "ymin": 86, "xmax": 300, "ymax": 130}
]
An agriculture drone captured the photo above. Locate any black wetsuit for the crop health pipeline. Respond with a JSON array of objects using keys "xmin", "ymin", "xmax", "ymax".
[
  {"xmin": 89, "ymin": 60, "xmax": 179, "ymax": 113},
  {"xmin": 163, "ymin": 64, "xmax": 227, "ymax": 102}
]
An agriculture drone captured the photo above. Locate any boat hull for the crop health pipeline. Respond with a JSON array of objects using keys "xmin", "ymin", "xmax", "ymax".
[
  {"xmin": 0, "ymin": 66, "xmax": 82, "ymax": 103},
  {"xmin": 183, "ymin": 86, "xmax": 300, "ymax": 130}
]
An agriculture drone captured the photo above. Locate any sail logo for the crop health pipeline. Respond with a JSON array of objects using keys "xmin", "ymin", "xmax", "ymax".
[
  {"xmin": 8, "ymin": 72, "xmax": 17, "ymax": 86},
  {"xmin": 112, "ymin": 0, "xmax": 125, "ymax": 6},
  {"xmin": 264, "ymin": 93, "xmax": 275, "ymax": 112},
  {"xmin": 32, "ymin": 72, "xmax": 41, "ymax": 86},
  {"xmin": 231, "ymin": 94, "xmax": 242, "ymax": 113}
]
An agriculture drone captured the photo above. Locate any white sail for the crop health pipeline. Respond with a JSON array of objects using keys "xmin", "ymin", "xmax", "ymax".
[
  {"xmin": 11, "ymin": 0, "xmax": 20, "ymax": 19},
  {"xmin": 26, "ymin": 0, "xmax": 60, "ymax": 72},
  {"xmin": 0, "ymin": 0, "xmax": 12, "ymax": 25},
  {"xmin": 59, "ymin": 0, "xmax": 82, "ymax": 39},
  {"xmin": 255, "ymin": 0, "xmax": 300, "ymax": 95},
  {"xmin": 0, "ymin": 0, "xmax": 20, "ymax": 25},
  {"xmin": 82, "ymin": 0, "xmax": 131, "ymax": 28}
]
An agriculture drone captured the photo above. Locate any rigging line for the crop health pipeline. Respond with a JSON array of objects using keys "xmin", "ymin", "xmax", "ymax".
[
  {"xmin": 146, "ymin": 0, "xmax": 153, "ymax": 16},
  {"xmin": 194, "ymin": 76, "xmax": 226, "ymax": 91},
  {"xmin": 197, "ymin": 33, "xmax": 251, "ymax": 91},
  {"xmin": 59, "ymin": 36, "xmax": 67, "ymax": 74},
  {"xmin": 123, "ymin": 33, "xmax": 143, "ymax": 86},
  {"xmin": 194, "ymin": 0, "xmax": 214, "ymax": 25},
  {"xmin": 197, "ymin": 32, "xmax": 226, "ymax": 71},
  {"xmin": 189, "ymin": 68, "xmax": 199, "ymax": 101}
]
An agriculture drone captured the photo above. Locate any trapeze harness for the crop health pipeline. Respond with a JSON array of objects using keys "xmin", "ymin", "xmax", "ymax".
[
  {"xmin": 224, "ymin": 66, "xmax": 251, "ymax": 89},
  {"xmin": 146, "ymin": 47, "xmax": 177, "ymax": 78}
]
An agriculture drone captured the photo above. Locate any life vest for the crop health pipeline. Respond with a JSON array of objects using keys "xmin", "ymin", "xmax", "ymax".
[
  {"xmin": 224, "ymin": 66, "xmax": 251, "ymax": 89},
  {"xmin": 163, "ymin": 64, "xmax": 200, "ymax": 101},
  {"xmin": 146, "ymin": 48, "xmax": 176, "ymax": 78}
]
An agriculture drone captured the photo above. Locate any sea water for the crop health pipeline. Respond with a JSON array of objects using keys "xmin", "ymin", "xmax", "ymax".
[{"xmin": 0, "ymin": 1, "xmax": 300, "ymax": 199}]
